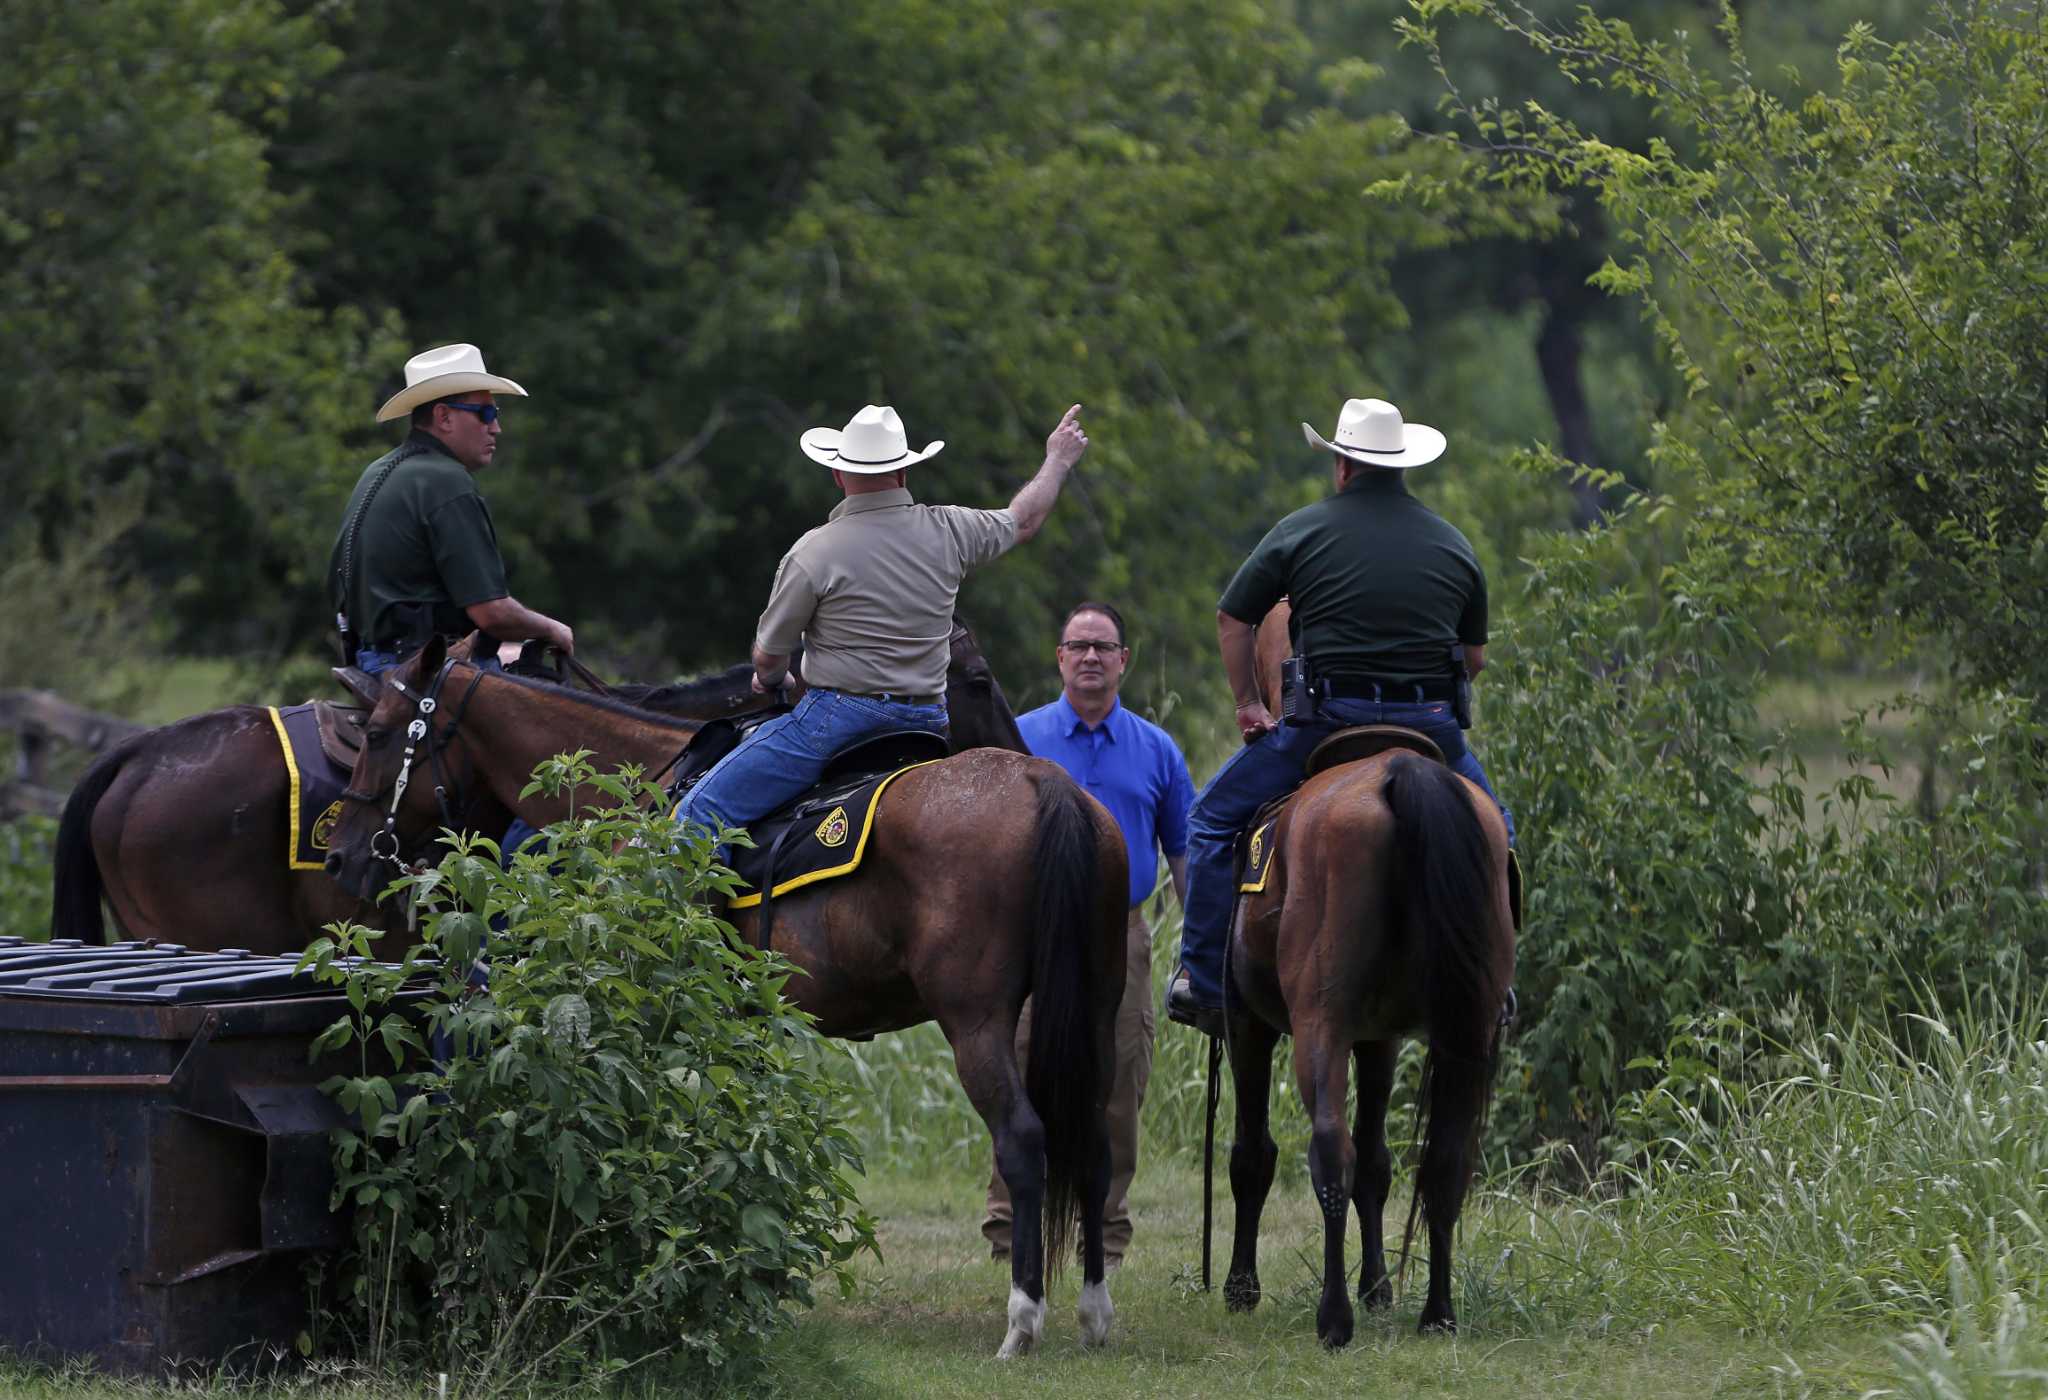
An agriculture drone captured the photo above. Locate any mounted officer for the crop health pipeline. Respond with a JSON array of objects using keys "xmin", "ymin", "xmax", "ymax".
[
  {"xmin": 329, "ymin": 343, "xmax": 574, "ymax": 678},
  {"xmin": 1165, "ymin": 397, "xmax": 1515, "ymax": 1036},
  {"xmin": 672, "ymin": 402, "xmax": 1089, "ymax": 852}
]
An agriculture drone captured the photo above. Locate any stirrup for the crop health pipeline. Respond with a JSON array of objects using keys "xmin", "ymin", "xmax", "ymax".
[{"xmin": 1166, "ymin": 975, "xmax": 1225, "ymax": 1039}]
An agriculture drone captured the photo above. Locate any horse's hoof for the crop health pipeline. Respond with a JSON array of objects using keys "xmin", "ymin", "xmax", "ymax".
[
  {"xmin": 1077, "ymin": 1279, "xmax": 1115, "ymax": 1348},
  {"xmin": 1318, "ymin": 1308, "xmax": 1355, "ymax": 1350},
  {"xmin": 1223, "ymin": 1272, "xmax": 1262, "ymax": 1313},
  {"xmin": 996, "ymin": 1285, "xmax": 1046, "ymax": 1359},
  {"xmin": 1358, "ymin": 1278, "xmax": 1393, "ymax": 1311},
  {"xmin": 1417, "ymin": 1308, "xmax": 1457, "ymax": 1336}
]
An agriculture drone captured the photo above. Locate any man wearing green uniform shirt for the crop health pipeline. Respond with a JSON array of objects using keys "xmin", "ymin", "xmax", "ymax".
[
  {"xmin": 328, "ymin": 342, "xmax": 573, "ymax": 677},
  {"xmin": 1165, "ymin": 397, "xmax": 1513, "ymax": 1036}
]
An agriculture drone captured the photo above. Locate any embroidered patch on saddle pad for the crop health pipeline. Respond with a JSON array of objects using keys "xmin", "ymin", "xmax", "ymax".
[
  {"xmin": 1238, "ymin": 817, "xmax": 1279, "ymax": 894},
  {"xmin": 267, "ymin": 704, "xmax": 351, "ymax": 872},
  {"xmin": 725, "ymin": 760, "xmax": 942, "ymax": 909}
]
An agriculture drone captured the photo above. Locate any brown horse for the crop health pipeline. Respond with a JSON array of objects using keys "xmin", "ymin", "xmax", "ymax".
[
  {"xmin": 48, "ymin": 622, "xmax": 1021, "ymax": 956},
  {"xmin": 321, "ymin": 636, "xmax": 1128, "ymax": 1358},
  {"xmin": 1219, "ymin": 610, "xmax": 1515, "ymax": 1347}
]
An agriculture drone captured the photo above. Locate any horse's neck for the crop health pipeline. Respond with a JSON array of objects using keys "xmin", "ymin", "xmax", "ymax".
[{"xmin": 468, "ymin": 685, "xmax": 691, "ymax": 821}]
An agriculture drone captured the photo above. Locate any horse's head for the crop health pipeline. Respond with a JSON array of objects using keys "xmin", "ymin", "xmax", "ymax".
[
  {"xmin": 945, "ymin": 618, "xmax": 1028, "ymax": 754},
  {"xmin": 324, "ymin": 636, "xmax": 479, "ymax": 900}
]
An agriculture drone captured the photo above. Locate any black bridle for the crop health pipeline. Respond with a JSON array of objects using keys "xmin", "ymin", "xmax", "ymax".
[{"xmin": 341, "ymin": 657, "xmax": 489, "ymax": 870}]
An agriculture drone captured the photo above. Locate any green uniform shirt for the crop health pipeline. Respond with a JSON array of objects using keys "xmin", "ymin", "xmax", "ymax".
[
  {"xmin": 327, "ymin": 434, "xmax": 510, "ymax": 648},
  {"xmin": 1218, "ymin": 472, "xmax": 1487, "ymax": 685}
]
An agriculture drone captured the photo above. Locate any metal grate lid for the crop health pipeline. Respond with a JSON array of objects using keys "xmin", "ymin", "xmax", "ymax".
[{"xmin": 0, "ymin": 938, "xmax": 400, "ymax": 1005}]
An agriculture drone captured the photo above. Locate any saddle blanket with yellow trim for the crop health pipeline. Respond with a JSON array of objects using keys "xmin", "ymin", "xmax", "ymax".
[
  {"xmin": 267, "ymin": 704, "xmax": 350, "ymax": 872},
  {"xmin": 725, "ymin": 760, "xmax": 941, "ymax": 910},
  {"xmin": 1238, "ymin": 816, "xmax": 1279, "ymax": 895},
  {"xmin": 1236, "ymin": 811, "xmax": 1524, "ymax": 928}
]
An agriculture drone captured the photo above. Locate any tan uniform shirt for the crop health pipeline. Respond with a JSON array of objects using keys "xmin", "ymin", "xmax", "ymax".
[{"xmin": 755, "ymin": 488, "xmax": 1017, "ymax": 697}]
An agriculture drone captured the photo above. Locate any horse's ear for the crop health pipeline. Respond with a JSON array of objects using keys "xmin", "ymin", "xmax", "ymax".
[{"xmin": 418, "ymin": 633, "xmax": 449, "ymax": 676}]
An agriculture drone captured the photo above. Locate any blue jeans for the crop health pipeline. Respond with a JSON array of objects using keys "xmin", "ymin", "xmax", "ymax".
[
  {"xmin": 673, "ymin": 688, "xmax": 948, "ymax": 857},
  {"xmin": 355, "ymin": 646, "xmax": 541, "ymax": 865},
  {"xmin": 1175, "ymin": 698, "xmax": 1512, "ymax": 1009}
]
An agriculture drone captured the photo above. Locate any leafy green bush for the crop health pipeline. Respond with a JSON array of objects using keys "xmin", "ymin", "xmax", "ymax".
[
  {"xmin": 303, "ymin": 755, "xmax": 875, "ymax": 1392},
  {"xmin": 1484, "ymin": 488, "xmax": 2048, "ymax": 1154}
]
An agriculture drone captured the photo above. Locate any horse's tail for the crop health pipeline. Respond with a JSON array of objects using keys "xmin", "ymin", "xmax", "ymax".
[
  {"xmin": 1381, "ymin": 753, "xmax": 1505, "ymax": 1280},
  {"xmin": 1024, "ymin": 772, "xmax": 1107, "ymax": 1279},
  {"xmin": 52, "ymin": 740, "xmax": 133, "ymax": 942}
]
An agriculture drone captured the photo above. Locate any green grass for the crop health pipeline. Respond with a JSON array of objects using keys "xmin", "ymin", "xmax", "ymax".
[
  {"xmin": 11, "ymin": 982, "xmax": 2048, "ymax": 1398},
  {"xmin": 740, "ymin": 1166, "xmax": 1896, "ymax": 1400}
]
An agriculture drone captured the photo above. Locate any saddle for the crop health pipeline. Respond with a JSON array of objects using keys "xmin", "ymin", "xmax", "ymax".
[
  {"xmin": 314, "ymin": 698, "xmax": 369, "ymax": 771},
  {"xmin": 668, "ymin": 718, "xmax": 952, "ymax": 937}
]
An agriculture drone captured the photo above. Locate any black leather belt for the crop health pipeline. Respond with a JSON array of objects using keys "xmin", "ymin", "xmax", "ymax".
[
  {"xmin": 1323, "ymin": 677, "xmax": 1457, "ymax": 702},
  {"xmin": 830, "ymin": 687, "xmax": 944, "ymax": 706}
]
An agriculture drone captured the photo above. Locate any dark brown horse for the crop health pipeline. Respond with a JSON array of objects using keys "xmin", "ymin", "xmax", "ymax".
[
  {"xmin": 49, "ymin": 622, "xmax": 1022, "ymax": 955},
  {"xmin": 321, "ymin": 636, "xmax": 1126, "ymax": 1357},
  {"xmin": 1220, "ymin": 607, "xmax": 1515, "ymax": 1347}
]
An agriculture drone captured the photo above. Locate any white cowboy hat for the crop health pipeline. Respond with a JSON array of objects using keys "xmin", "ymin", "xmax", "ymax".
[
  {"xmin": 799, "ymin": 405, "xmax": 945, "ymax": 473},
  {"xmin": 1302, "ymin": 397, "xmax": 1446, "ymax": 469},
  {"xmin": 374, "ymin": 343, "xmax": 529, "ymax": 423}
]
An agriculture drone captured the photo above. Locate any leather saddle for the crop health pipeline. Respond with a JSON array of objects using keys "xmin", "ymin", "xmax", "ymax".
[
  {"xmin": 668, "ymin": 715, "xmax": 952, "ymax": 928},
  {"xmin": 314, "ymin": 699, "xmax": 369, "ymax": 773}
]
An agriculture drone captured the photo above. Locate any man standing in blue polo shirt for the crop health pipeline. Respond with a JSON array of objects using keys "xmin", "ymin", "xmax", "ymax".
[{"xmin": 982, "ymin": 602, "xmax": 1195, "ymax": 1268}]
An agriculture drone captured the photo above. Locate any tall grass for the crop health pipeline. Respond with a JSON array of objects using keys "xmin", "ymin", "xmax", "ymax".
[
  {"xmin": 838, "ymin": 971, "xmax": 2048, "ymax": 1394},
  {"xmin": 1433, "ymin": 985, "xmax": 2048, "ymax": 1400}
]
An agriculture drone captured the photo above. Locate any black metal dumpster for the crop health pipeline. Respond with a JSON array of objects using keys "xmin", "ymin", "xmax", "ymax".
[{"xmin": 0, "ymin": 936, "xmax": 406, "ymax": 1372}]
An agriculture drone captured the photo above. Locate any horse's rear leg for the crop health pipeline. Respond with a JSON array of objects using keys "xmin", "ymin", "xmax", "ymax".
[
  {"xmin": 1074, "ymin": 1110, "xmax": 1113, "ymax": 1348},
  {"xmin": 1351, "ymin": 1040, "xmax": 1398, "ymax": 1310},
  {"xmin": 1418, "ymin": 1049, "xmax": 1490, "ymax": 1334},
  {"xmin": 1074, "ymin": 983, "xmax": 1117, "ymax": 1349},
  {"xmin": 1223, "ymin": 1014, "xmax": 1280, "ymax": 1314},
  {"xmin": 1295, "ymin": 1027, "xmax": 1357, "ymax": 1348},
  {"xmin": 946, "ymin": 1020, "xmax": 1050, "ymax": 1358}
]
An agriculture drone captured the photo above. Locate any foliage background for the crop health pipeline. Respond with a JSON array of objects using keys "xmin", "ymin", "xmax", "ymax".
[{"xmin": 4, "ymin": 0, "xmax": 2048, "ymax": 1390}]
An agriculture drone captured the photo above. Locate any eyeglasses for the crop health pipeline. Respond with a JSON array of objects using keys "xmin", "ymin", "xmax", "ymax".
[
  {"xmin": 441, "ymin": 402, "xmax": 501, "ymax": 425},
  {"xmin": 1058, "ymin": 639, "xmax": 1125, "ymax": 657}
]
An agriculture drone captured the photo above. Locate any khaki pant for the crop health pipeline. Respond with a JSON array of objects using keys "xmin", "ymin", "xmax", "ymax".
[{"xmin": 981, "ymin": 906, "xmax": 1154, "ymax": 1264}]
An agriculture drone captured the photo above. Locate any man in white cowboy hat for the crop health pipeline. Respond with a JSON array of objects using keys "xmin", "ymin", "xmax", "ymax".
[
  {"xmin": 327, "ymin": 342, "xmax": 574, "ymax": 677},
  {"xmin": 1164, "ymin": 397, "xmax": 1513, "ymax": 1036},
  {"xmin": 672, "ymin": 402, "xmax": 1089, "ymax": 851}
]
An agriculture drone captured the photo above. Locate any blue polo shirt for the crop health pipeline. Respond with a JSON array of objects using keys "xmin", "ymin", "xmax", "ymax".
[{"xmin": 1018, "ymin": 695, "xmax": 1195, "ymax": 908}]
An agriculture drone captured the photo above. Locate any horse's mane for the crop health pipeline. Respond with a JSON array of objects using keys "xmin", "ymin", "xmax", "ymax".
[
  {"xmin": 485, "ymin": 668, "xmax": 702, "ymax": 733},
  {"xmin": 609, "ymin": 663, "xmax": 755, "ymax": 715}
]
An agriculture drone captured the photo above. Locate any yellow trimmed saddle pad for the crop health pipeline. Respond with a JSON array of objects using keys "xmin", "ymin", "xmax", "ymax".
[
  {"xmin": 267, "ymin": 704, "xmax": 352, "ymax": 872},
  {"xmin": 725, "ymin": 760, "xmax": 941, "ymax": 909},
  {"xmin": 1238, "ymin": 817, "xmax": 1279, "ymax": 894},
  {"xmin": 1233, "ymin": 792, "xmax": 1525, "ymax": 929}
]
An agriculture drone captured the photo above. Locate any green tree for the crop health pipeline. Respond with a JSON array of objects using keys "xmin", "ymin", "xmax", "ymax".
[
  {"xmin": 271, "ymin": 0, "xmax": 1543, "ymax": 703},
  {"xmin": 1405, "ymin": 0, "xmax": 2048, "ymax": 700},
  {"xmin": 0, "ymin": 0, "xmax": 400, "ymax": 660}
]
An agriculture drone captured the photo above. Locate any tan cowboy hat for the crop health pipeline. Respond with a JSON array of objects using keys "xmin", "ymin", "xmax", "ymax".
[
  {"xmin": 375, "ymin": 343, "xmax": 529, "ymax": 423},
  {"xmin": 1302, "ymin": 397, "xmax": 1446, "ymax": 469},
  {"xmin": 800, "ymin": 405, "xmax": 945, "ymax": 473}
]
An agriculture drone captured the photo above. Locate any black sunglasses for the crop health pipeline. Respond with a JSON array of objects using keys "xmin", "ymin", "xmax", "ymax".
[{"xmin": 441, "ymin": 402, "xmax": 501, "ymax": 424}]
